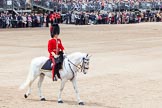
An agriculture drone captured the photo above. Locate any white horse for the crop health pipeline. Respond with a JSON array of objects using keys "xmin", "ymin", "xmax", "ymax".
[{"xmin": 19, "ymin": 52, "xmax": 91, "ymax": 105}]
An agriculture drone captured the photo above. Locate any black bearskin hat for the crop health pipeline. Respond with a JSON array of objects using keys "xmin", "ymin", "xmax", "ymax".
[{"xmin": 50, "ymin": 23, "xmax": 60, "ymax": 38}]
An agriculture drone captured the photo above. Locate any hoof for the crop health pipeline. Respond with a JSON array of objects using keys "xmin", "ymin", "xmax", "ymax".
[
  {"xmin": 24, "ymin": 94, "xmax": 28, "ymax": 98},
  {"xmin": 58, "ymin": 100, "xmax": 64, "ymax": 103},
  {"xmin": 41, "ymin": 98, "xmax": 46, "ymax": 101},
  {"xmin": 79, "ymin": 102, "xmax": 84, "ymax": 105}
]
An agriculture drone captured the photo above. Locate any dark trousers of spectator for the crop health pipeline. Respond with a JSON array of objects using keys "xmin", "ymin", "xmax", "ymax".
[
  {"xmin": 2, "ymin": 21, "xmax": 6, "ymax": 28},
  {"xmin": 79, "ymin": 19, "xmax": 85, "ymax": 25},
  {"xmin": 22, "ymin": 22, "xmax": 26, "ymax": 28},
  {"xmin": 156, "ymin": 17, "xmax": 161, "ymax": 22},
  {"xmin": 65, "ymin": 17, "xmax": 69, "ymax": 24},
  {"xmin": 98, "ymin": 19, "xmax": 102, "ymax": 24},
  {"xmin": 46, "ymin": 21, "xmax": 49, "ymax": 27},
  {"xmin": 32, "ymin": 21, "xmax": 34, "ymax": 27},
  {"xmin": 12, "ymin": 21, "xmax": 17, "ymax": 28},
  {"xmin": 75, "ymin": 19, "xmax": 80, "ymax": 25},
  {"xmin": 0, "ymin": 20, "xmax": 2, "ymax": 28},
  {"xmin": 17, "ymin": 21, "xmax": 23, "ymax": 28}
]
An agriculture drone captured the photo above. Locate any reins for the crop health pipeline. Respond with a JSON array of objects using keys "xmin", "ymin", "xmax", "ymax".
[
  {"xmin": 63, "ymin": 57, "xmax": 86, "ymax": 81},
  {"xmin": 68, "ymin": 59, "xmax": 82, "ymax": 70}
]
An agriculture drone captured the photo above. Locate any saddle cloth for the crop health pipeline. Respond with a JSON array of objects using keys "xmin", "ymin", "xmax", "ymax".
[
  {"xmin": 41, "ymin": 59, "xmax": 52, "ymax": 70},
  {"xmin": 41, "ymin": 51, "xmax": 64, "ymax": 79},
  {"xmin": 41, "ymin": 58, "xmax": 62, "ymax": 79}
]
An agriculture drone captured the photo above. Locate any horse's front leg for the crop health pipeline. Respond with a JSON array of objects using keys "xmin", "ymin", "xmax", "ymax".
[
  {"xmin": 58, "ymin": 79, "xmax": 67, "ymax": 103},
  {"xmin": 38, "ymin": 73, "xmax": 46, "ymax": 101},
  {"xmin": 71, "ymin": 78, "xmax": 84, "ymax": 105}
]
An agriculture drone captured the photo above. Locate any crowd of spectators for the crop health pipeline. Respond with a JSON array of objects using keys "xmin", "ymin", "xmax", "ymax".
[
  {"xmin": 0, "ymin": 12, "xmax": 47, "ymax": 28},
  {"xmin": 63, "ymin": 9, "xmax": 162, "ymax": 25},
  {"xmin": 0, "ymin": 0, "xmax": 162, "ymax": 28},
  {"xmin": 0, "ymin": 11, "xmax": 63, "ymax": 28},
  {"xmin": 0, "ymin": 9, "xmax": 162, "ymax": 28}
]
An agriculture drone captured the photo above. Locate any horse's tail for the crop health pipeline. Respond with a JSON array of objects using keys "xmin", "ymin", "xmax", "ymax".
[{"xmin": 19, "ymin": 63, "xmax": 34, "ymax": 90}]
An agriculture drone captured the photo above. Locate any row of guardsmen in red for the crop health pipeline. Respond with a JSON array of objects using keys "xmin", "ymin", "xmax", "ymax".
[{"xmin": 49, "ymin": 12, "xmax": 61, "ymax": 24}]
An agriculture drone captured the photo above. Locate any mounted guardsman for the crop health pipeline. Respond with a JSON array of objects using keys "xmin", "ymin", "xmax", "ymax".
[
  {"xmin": 41, "ymin": 23, "xmax": 65, "ymax": 81},
  {"xmin": 49, "ymin": 23, "xmax": 66, "ymax": 81},
  {"xmin": 19, "ymin": 24, "xmax": 91, "ymax": 105}
]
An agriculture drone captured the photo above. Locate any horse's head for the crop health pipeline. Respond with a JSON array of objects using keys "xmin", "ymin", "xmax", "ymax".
[
  {"xmin": 66, "ymin": 52, "xmax": 91, "ymax": 75},
  {"xmin": 80, "ymin": 53, "xmax": 91, "ymax": 74}
]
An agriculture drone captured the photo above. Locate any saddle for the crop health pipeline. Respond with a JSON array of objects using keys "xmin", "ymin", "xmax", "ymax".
[{"xmin": 41, "ymin": 51, "xmax": 64, "ymax": 78}]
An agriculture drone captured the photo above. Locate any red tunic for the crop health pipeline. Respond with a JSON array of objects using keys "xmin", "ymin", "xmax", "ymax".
[
  {"xmin": 49, "ymin": 13, "xmax": 56, "ymax": 21},
  {"xmin": 56, "ymin": 13, "xmax": 61, "ymax": 19},
  {"xmin": 48, "ymin": 38, "xmax": 64, "ymax": 59}
]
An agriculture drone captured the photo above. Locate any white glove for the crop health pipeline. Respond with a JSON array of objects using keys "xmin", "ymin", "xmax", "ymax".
[
  {"xmin": 54, "ymin": 55, "xmax": 59, "ymax": 58},
  {"xmin": 63, "ymin": 53, "xmax": 67, "ymax": 58}
]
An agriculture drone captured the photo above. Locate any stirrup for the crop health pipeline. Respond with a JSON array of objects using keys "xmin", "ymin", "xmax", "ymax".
[{"xmin": 53, "ymin": 76, "xmax": 57, "ymax": 81}]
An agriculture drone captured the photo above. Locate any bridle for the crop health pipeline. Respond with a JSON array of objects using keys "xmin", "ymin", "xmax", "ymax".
[
  {"xmin": 63, "ymin": 55, "xmax": 90, "ymax": 80},
  {"xmin": 80, "ymin": 57, "xmax": 89, "ymax": 73}
]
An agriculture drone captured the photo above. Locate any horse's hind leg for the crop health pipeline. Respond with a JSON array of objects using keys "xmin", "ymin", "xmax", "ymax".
[
  {"xmin": 38, "ymin": 73, "xmax": 46, "ymax": 101},
  {"xmin": 24, "ymin": 75, "xmax": 38, "ymax": 99}
]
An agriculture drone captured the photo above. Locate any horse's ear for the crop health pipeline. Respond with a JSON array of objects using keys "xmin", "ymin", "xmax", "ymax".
[
  {"xmin": 86, "ymin": 54, "xmax": 88, "ymax": 57},
  {"xmin": 86, "ymin": 54, "xmax": 92, "ymax": 58},
  {"xmin": 89, "ymin": 54, "xmax": 92, "ymax": 58}
]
